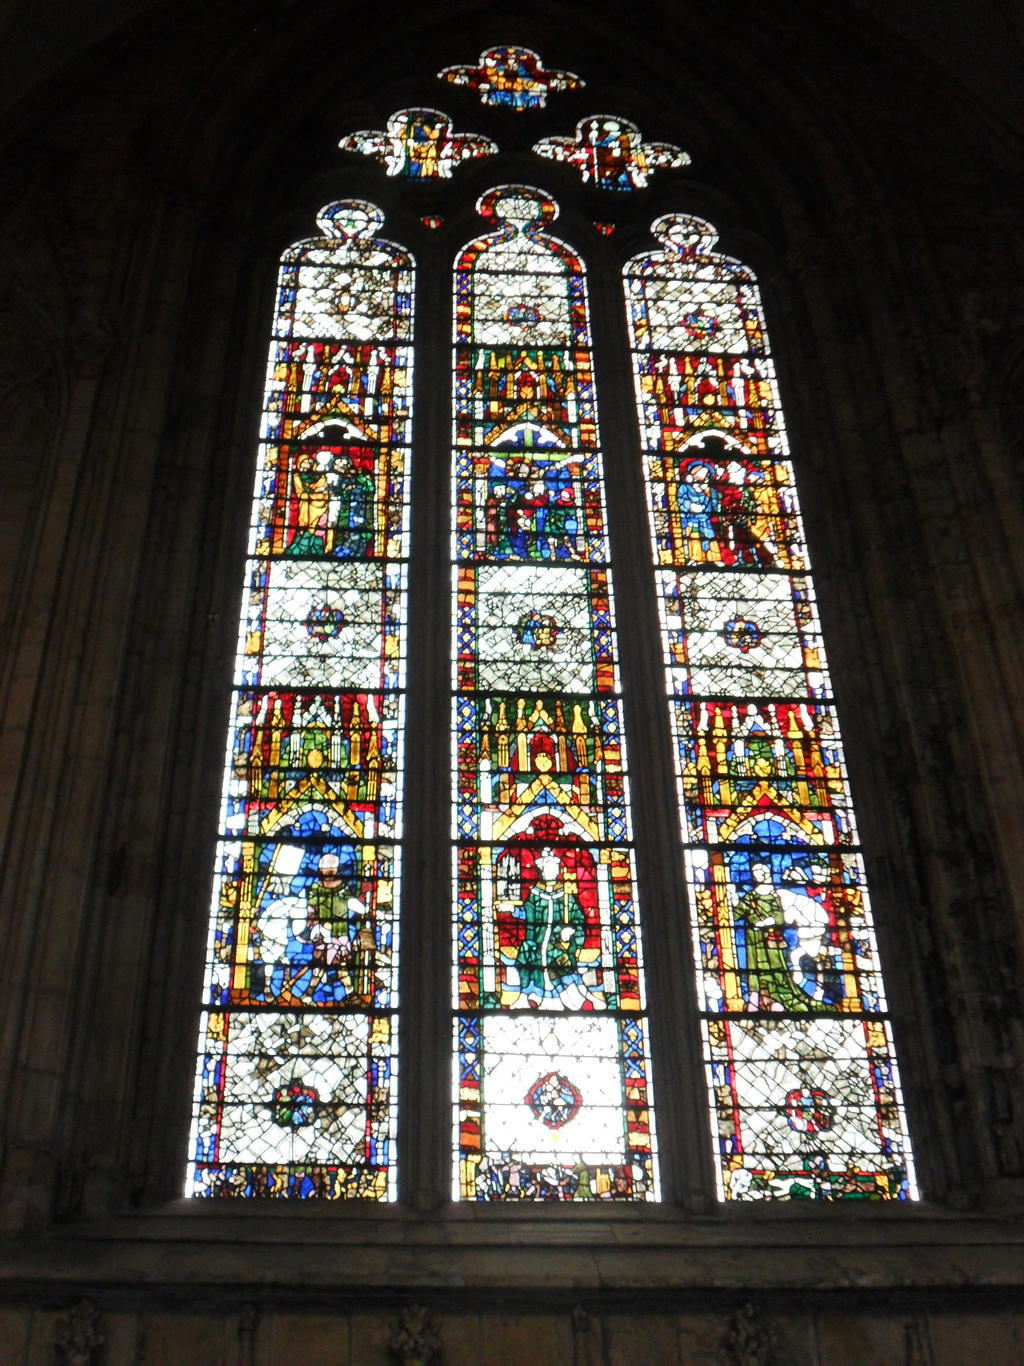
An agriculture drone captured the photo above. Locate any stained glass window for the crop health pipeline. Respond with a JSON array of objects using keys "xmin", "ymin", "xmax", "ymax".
[
  {"xmin": 438, "ymin": 46, "xmax": 583, "ymax": 111},
  {"xmin": 452, "ymin": 186, "xmax": 659, "ymax": 1202},
  {"xmin": 534, "ymin": 116, "xmax": 689, "ymax": 191},
  {"xmin": 186, "ymin": 46, "xmax": 921, "ymax": 1210},
  {"xmin": 339, "ymin": 109, "xmax": 496, "ymax": 179},
  {"xmin": 186, "ymin": 201, "xmax": 412, "ymax": 1200},
  {"xmin": 623, "ymin": 214, "xmax": 918, "ymax": 1201}
]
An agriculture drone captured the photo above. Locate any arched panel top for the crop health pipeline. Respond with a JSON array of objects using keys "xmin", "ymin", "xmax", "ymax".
[
  {"xmin": 454, "ymin": 186, "xmax": 584, "ymax": 280},
  {"xmin": 624, "ymin": 215, "xmax": 765, "ymax": 363},
  {"xmin": 280, "ymin": 201, "xmax": 415, "ymax": 346},
  {"xmin": 453, "ymin": 186, "xmax": 590, "ymax": 375},
  {"xmin": 629, "ymin": 214, "xmax": 754, "ymax": 281}
]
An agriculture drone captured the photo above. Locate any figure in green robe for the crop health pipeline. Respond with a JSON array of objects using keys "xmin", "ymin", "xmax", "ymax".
[
  {"xmin": 298, "ymin": 856, "xmax": 377, "ymax": 1006},
  {"xmin": 515, "ymin": 850, "xmax": 586, "ymax": 1007},
  {"xmin": 734, "ymin": 862, "xmax": 808, "ymax": 1011},
  {"xmin": 327, "ymin": 454, "xmax": 374, "ymax": 558}
]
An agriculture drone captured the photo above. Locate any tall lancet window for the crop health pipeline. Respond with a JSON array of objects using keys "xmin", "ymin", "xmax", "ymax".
[
  {"xmin": 452, "ymin": 186, "xmax": 658, "ymax": 1202},
  {"xmin": 186, "ymin": 202, "xmax": 412, "ymax": 1200},
  {"xmin": 624, "ymin": 215, "xmax": 917, "ymax": 1201}
]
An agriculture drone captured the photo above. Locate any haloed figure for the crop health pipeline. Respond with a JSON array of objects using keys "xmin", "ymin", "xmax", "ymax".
[
  {"xmin": 288, "ymin": 452, "xmax": 330, "ymax": 556},
  {"xmin": 513, "ymin": 849, "xmax": 586, "ymax": 1009},
  {"xmin": 734, "ymin": 861, "xmax": 809, "ymax": 1012}
]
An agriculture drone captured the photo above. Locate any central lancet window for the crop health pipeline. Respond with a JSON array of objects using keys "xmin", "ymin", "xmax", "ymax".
[
  {"xmin": 185, "ymin": 46, "xmax": 917, "ymax": 1206},
  {"xmin": 451, "ymin": 186, "xmax": 658, "ymax": 1201}
]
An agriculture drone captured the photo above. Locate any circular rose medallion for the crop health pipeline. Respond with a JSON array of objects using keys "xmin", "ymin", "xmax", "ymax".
[{"xmin": 525, "ymin": 1071, "xmax": 583, "ymax": 1130}]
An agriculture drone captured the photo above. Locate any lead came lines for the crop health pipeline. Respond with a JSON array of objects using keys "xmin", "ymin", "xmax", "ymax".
[
  {"xmin": 624, "ymin": 213, "xmax": 917, "ymax": 1201},
  {"xmin": 186, "ymin": 202, "xmax": 412, "ymax": 1201},
  {"xmin": 452, "ymin": 186, "xmax": 659, "ymax": 1202}
]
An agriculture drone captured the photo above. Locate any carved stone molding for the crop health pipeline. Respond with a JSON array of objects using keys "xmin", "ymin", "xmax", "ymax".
[
  {"xmin": 572, "ymin": 1303, "xmax": 595, "ymax": 1366},
  {"xmin": 904, "ymin": 1320, "xmax": 935, "ymax": 1366},
  {"xmin": 722, "ymin": 1302, "xmax": 774, "ymax": 1366},
  {"xmin": 390, "ymin": 1304, "xmax": 441, "ymax": 1365},
  {"xmin": 53, "ymin": 1299, "xmax": 104, "ymax": 1366}
]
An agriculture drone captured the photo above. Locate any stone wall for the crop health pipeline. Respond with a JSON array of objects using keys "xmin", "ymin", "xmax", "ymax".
[{"xmin": 2, "ymin": 1298, "xmax": 1023, "ymax": 1365}]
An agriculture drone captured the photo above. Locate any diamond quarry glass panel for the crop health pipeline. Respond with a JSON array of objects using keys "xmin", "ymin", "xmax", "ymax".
[
  {"xmin": 192, "ymin": 1010, "xmax": 393, "ymax": 1199},
  {"xmin": 452, "ymin": 186, "xmax": 658, "ymax": 1201},
  {"xmin": 459, "ymin": 1014, "xmax": 655, "ymax": 1200},
  {"xmin": 624, "ymin": 215, "xmax": 916, "ymax": 1200},
  {"xmin": 187, "ymin": 202, "xmax": 413, "ymax": 1200},
  {"xmin": 454, "ymin": 564, "xmax": 617, "ymax": 695},
  {"xmin": 702, "ymin": 1017, "xmax": 909, "ymax": 1200},
  {"xmin": 241, "ymin": 559, "xmax": 405, "ymax": 692},
  {"xmin": 657, "ymin": 569, "xmax": 826, "ymax": 700}
]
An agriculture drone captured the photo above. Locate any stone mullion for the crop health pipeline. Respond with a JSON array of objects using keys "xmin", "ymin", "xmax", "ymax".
[{"xmin": 396, "ymin": 228, "xmax": 454, "ymax": 1211}]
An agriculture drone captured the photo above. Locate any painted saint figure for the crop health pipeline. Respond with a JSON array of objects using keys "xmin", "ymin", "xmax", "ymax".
[
  {"xmin": 483, "ymin": 458, "xmax": 583, "ymax": 562},
  {"xmin": 287, "ymin": 452, "xmax": 330, "ymax": 556},
  {"xmin": 402, "ymin": 113, "xmax": 443, "ymax": 178},
  {"xmin": 510, "ymin": 848, "xmax": 586, "ymax": 1008},
  {"xmin": 723, "ymin": 467, "xmax": 778, "ymax": 567},
  {"xmin": 327, "ymin": 453, "xmax": 375, "ymax": 558},
  {"xmin": 535, "ymin": 463, "xmax": 579, "ymax": 560},
  {"xmin": 733, "ymin": 861, "xmax": 811, "ymax": 1012},
  {"xmin": 678, "ymin": 459, "xmax": 717, "ymax": 557},
  {"xmin": 775, "ymin": 868, "xmax": 839, "ymax": 1005},
  {"xmin": 298, "ymin": 852, "xmax": 376, "ymax": 1004}
]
